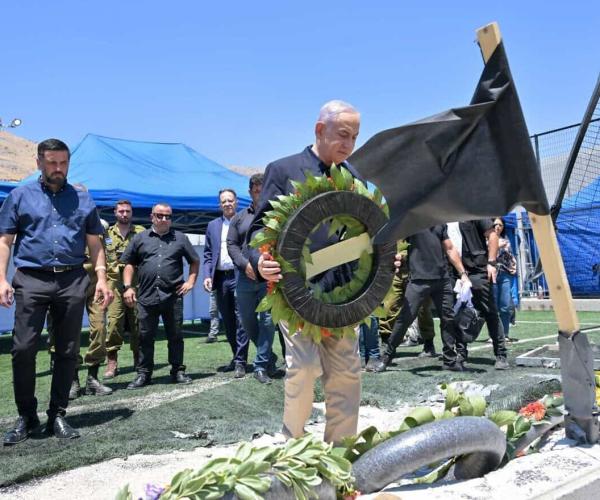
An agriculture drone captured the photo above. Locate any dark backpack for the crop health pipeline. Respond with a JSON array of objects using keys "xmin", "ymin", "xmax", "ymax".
[{"xmin": 455, "ymin": 303, "xmax": 485, "ymax": 343}]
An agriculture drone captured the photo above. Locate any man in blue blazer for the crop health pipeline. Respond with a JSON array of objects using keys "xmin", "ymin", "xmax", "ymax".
[{"xmin": 203, "ymin": 190, "xmax": 248, "ymax": 378}]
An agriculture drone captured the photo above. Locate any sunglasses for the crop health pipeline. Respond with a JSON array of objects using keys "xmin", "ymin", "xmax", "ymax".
[
  {"xmin": 152, "ymin": 213, "xmax": 172, "ymax": 220},
  {"xmin": 494, "ymin": 223, "xmax": 504, "ymax": 227}
]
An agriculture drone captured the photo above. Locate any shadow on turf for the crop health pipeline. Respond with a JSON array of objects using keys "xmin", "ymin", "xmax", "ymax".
[
  {"xmin": 408, "ymin": 365, "xmax": 487, "ymax": 376},
  {"xmin": 69, "ymin": 407, "xmax": 135, "ymax": 429}
]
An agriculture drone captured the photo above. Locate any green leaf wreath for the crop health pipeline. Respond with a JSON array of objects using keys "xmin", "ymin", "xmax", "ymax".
[{"xmin": 249, "ymin": 164, "xmax": 390, "ymax": 343}]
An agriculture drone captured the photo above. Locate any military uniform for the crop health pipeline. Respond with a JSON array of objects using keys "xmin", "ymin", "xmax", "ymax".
[{"xmin": 105, "ymin": 224, "xmax": 145, "ymax": 361}]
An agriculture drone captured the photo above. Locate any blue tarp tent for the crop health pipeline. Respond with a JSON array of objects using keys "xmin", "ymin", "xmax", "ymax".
[
  {"xmin": 18, "ymin": 134, "xmax": 251, "ymax": 210},
  {"xmin": 0, "ymin": 134, "xmax": 255, "ymax": 330},
  {"xmin": 0, "ymin": 180, "xmax": 18, "ymax": 201},
  {"xmin": 556, "ymin": 177, "xmax": 600, "ymax": 297}
]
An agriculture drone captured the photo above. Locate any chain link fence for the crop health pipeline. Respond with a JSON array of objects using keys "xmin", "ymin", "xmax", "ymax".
[{"xmin": 518, "ymin": 106, "xmax": 600, "ymax": 299}]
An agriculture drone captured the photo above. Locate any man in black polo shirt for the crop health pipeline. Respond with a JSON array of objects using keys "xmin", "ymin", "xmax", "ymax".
[
  {"xmin": 448, "ymin": 219, "xmax": 509, "ymax": 370},
  {"xmin": 374, "ymin": 225, "xmax": 470, "ymax": 372},
  {"xmin": 121, "ymin": 202, "xmax": 200, "ymax": 388}
]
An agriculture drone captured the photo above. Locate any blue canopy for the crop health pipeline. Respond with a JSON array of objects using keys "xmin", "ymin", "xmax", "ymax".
[
  {"xmin": 0, "ymin": 181, "xmax": 18, "ymax": 201},
  {"xmin": 555, "ymin": 177, "xmax": 600, "ymax": 296},
  {"xmin": 18, "ymin": 134, "xmax": 251, "ymax": 210}
]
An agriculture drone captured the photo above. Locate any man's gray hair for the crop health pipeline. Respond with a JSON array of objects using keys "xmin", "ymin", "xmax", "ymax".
[
  {"xmin": 317, "ymin": 100, "xmax": 359, "ymax": 124},
  {"xmin": 152, "ymin": 202, "xmax": 172, "ymax": 212}
]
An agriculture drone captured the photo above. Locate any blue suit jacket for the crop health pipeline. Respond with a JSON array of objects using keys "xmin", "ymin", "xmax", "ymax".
[{"xmin": 203, "ymin": 216, "xmax": 225, "ymax": 282}]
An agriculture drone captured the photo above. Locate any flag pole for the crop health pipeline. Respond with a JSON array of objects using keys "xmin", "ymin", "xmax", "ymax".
[{"xmin": 476, "ymin": 22, "xmax": 598, "ymax": 443}]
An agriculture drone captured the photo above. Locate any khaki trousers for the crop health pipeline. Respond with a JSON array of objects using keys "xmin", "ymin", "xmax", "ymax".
[
  {"xmin": 106, "ymin": 278, "xmax": 139, "ymax": 354},
  {"xmin": 279, "ymin": 321, "xmax": 361, "ymax": 445}
]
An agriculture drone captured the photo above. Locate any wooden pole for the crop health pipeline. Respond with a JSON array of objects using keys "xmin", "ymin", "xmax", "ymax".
[
  {"xmin": 476, "ymin": 22, "xmax": 597, "ymax": 444},
  {"xmin": 475, "ymin": 22, "xmax": 579, "ymax": 334}
]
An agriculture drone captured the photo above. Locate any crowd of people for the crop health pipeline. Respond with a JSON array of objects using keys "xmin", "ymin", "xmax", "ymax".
[{"xmin": 0, "ymin": 100, "xmax": 519, "ymax": 448}]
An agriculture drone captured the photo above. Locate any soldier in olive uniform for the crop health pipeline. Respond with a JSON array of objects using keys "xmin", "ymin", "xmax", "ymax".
[{"xmin": 104, "ymin": 200, "xmax": 145, "ymax": 378}]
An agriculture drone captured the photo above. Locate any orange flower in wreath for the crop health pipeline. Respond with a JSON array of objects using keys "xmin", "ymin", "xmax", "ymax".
[
  {"xmin": 320, "ymin": 327, "xmax": 333, "ymax": 338},
  {"xmin": 519, "ymin": 401, "xmax": 546, "ymax": 421}
]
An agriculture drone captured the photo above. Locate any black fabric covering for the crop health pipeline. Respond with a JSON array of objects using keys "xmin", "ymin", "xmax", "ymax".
[{"xmin": 349, "ymin": 43, "xmax": 550, "ymax": 244}]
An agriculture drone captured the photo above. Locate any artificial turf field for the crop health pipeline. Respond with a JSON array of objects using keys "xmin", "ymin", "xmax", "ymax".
[{"xmin": 0, "ymin": 309, "xmax": 599, "ymax": 486}]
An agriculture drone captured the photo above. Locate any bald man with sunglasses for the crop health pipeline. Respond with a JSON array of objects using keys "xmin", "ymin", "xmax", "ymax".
[{"xmin": 121, "ymin": 203, "xmax": 200, "ymax": 388}]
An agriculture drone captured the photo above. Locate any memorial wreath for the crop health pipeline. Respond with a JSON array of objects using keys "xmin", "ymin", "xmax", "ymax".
[{"xmin": 250, "ymin": 165, "xmax": 397, "ymax": 343}]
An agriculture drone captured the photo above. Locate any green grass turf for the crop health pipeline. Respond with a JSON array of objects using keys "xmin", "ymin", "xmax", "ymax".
[{"xmin": 0, "ymin": 310, "xmax": 599, "ymax": 486}]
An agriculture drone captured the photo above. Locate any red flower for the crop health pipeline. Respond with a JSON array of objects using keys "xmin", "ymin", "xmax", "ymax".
[
  {"xmin": 519, "ymin": 401, "xmax": 546, "ymax": 421},
  {"xmin": 267, "ymin": 281, "xmax": 276, "ymax": 295},
  {"xmin": 259, "ymin": 244, "xmax": 272, "ymax": 255},
  {"xmin": 321, "ymin": 327, "xmax": 332, "ymax": 338}
]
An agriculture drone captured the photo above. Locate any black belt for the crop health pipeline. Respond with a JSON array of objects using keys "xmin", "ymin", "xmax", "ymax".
[
  {"xmin": 21, "ymin": 265, "xmax": 82, "ymax": 273},
  {"xmin": 216, "ymin": 269, "xmax": 235, "ymax": 278}
]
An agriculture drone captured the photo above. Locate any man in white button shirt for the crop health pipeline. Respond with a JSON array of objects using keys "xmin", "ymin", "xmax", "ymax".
[{"xmin": 203, "ymin": 189, "xmax": 248, "ymax": 378}]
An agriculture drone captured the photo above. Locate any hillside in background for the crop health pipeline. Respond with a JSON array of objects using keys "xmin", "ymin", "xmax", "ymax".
[
  {"xmin": 0, "ymin": 131, "xmax": 260, "ymax": 181},
  {"xmin": 0, "ymin": 131, "xmax": 37, "ymax": 181}
]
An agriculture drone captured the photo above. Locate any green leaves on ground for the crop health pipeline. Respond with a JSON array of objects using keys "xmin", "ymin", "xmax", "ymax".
[{"xmin": 121, "ymin": 434, "xmax": 356, "ymax": 500}]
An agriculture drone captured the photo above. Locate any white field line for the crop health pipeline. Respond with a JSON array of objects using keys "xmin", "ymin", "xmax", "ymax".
[
  {"xmin": 515, "ymin": 320, "xmax": 598, "ymax": 325},
  {"xmin": 470, "ymin": 327, "xmax": 600, "ymax": 352},
  {"xmin": 0, "ymin": 377, "xmax": 235, "ymax": 427}
]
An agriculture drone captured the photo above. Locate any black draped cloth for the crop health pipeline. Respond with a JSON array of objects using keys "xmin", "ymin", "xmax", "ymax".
[{"xmin": 350, "ymin": 42, "xmax": 550, "ymax": 244}]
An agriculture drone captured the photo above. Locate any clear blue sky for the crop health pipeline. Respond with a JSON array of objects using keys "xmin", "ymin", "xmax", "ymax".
[{"xmin": 2, "ymin": 1, "xmax": 598, "ymax": 168}]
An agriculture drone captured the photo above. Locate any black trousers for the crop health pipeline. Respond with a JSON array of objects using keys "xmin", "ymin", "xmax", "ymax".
[
  {"xmin": 459, "ymin": 272, "xmax": 507, "ymax": 359},
  {"xmin": 213, "ymin": 270, "xmax": 248, "ymax": 366},
  {"xmin": 11, "ymin": 267, "xmax": 89, "ymax": 419},
  {"xmin": 386, "ymin": 278, "xmax": 459, "ymax": 366},
  {"xmin": 137, "ymin": 295, "xmax": 185, "ymax": 375}
]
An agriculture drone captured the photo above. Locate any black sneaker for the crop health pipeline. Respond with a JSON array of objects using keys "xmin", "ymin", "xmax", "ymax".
[
  {"xmin": 234, "ymin": 364, "xmax": 246, "ymax": 379},
  {"xmin": 254, "ymin": 370, "xmax": 272, "ymax": 384},
  {"xmin": 218, "ymin": 361, "xmax": 236, "ymax": 373},
  {"xmin": 494, "ymin": 357, "xmax": 510, "ymax": 370},
  {"xmin": 442, "ymin": 362, "xmax": 465, "ymax": 372},
  {"xmin": 69, "ymin": 377, "xmax": 81, "ymax": 400},
  {"xmin": 399, "ymin": 338, "xmax": 421, "ymax": 347},
  {"xmin": 127, "ymin": 373, "xmax": 151, "ymax": 389},
  {"xmin": 172, "ymin": 371, "xmax": 192, "ymax": 384},
  {"xmin": 372, "ymin": 354, "xmax": 392, "ymax": 373}
]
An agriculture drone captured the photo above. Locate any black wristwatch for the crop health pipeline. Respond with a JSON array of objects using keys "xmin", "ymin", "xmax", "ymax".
[
  {"xmin": 123, "ymin": 284, "xmax": 133, "ymax": 291},
  {"xmin": 487, "ymin": 260, "xmax": 497, "ymax": 267}
]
